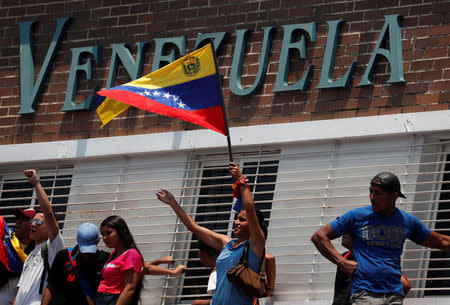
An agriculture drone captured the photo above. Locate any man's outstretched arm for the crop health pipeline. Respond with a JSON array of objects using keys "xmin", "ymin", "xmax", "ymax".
[
  {"xmin": 311, "ymin": 224, "xmax": 357, "ymax": 276},
  {"xmin": 421, "ymin": 231, "xmax": 450, "ymax": 252}
]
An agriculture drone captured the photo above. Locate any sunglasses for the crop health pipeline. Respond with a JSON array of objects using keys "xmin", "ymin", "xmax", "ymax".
[{"xmin": 29, "ymin": 218, "xmax": 43, "ymax": 227}]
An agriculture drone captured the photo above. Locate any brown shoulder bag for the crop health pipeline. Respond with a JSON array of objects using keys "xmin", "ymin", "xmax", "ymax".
[{"xmin": 226, "ymin": 242, "xmax": 269, "ymax": 298}]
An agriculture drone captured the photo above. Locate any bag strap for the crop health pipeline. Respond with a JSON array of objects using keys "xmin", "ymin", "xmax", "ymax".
[
  {"xmin": 66, "ymin": 246, "xmax": 96, "ymax": 305},
  {"xmin": 39, "ymin": 243, "xmax": 50, "ymax": 294},
  {"xmin": 240, "ymin": 242, "xmax": 266, "ymax": 273}
]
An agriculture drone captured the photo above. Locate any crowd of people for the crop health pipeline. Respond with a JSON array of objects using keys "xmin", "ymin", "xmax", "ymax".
[
  {"xmin": 1, "ymin": 163, "xmax": 449, "ymax": 305},
  {"xmin": 0, "ymin": 170, "xmax": 186, "ymax": 305}
]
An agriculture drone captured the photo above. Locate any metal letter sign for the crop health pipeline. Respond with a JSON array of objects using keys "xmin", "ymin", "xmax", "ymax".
[
  {"xmin": 273, "ymin": 22, "xmax": 316, "ymax": 92},
  {"xmin": 16, "ymin": 15, "xmax": 405, "ymax": 116},
  {"xmin": 18, "ymin": 17, "xmax": 71, "ymax": 114},
  {"xmin": 61, "ymin": 46, "xmax": 102, "ymax": 111},
  {"xmin": 317, "ymin": 20, "xmax": 357, "ymax": 89},
  {"xmin": 358, "ymin": 14, "xmax": 404, "ymax": 86},
  {"xmin": 106, "ymin": 42, "xmax": 148, "ymax": 89},
  {"xmin": 152, "ymin": 37, "xmax": 186, "ymax": 72},
  {"xmin": 229, "ymin": 27, "xmax": 275, "ymax": 96}
]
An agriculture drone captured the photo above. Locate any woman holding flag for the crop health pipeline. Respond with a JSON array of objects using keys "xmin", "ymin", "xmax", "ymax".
[{"xmin": 156, "ymin": 162, "xmax": 267, "ymax": 305}]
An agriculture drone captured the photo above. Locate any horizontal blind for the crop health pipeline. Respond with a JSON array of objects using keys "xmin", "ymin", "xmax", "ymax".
[{"xmin": 0, "ymin": 135, "xmax": 449, "ymax": 304}]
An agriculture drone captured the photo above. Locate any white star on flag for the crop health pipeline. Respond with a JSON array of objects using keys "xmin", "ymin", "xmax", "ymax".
[
  {"xmin": 144, "ymin": 90, "xmax": 151, "ymax": 96},
  {"xmin": 172, "ymin": 95, "xmax": 180, "ymax": 101},
  {"xmin": 163, "ymin": 92, "xmax": 171, "ymax": 99},
  {"xmin": 153, "ymin": 91, "xmax": 161, "ymax": 96},
  {"xmin": 177, "ymin": 101, "xmax": 186, "ymax": 109}
]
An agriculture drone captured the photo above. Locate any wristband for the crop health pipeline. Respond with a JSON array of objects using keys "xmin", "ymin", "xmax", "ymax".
[
  {"xmin": 33, "ymin": 179, "xmax": 40, "ymax": 187},
  {"xmin": 235, "ymin": 176, "xmax": 249, "ymax": 188}
]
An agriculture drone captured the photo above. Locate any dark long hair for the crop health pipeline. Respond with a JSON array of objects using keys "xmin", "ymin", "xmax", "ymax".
[
  {"xmin": 100, "ymin": 215, "xmax": 144, "ymax": 305},
  {"xmin": 255, "ymin": 208, "xmax": 268, "ymax": 239}
]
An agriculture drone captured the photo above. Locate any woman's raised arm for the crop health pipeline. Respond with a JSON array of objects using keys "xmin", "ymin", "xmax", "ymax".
[
  {"xmin": 157, "ymin": 189, "xmax": 231, "ymax": 251},
  {"xmin": 229, "ymin": 162, "xmax": 266, "ymax": 258}
]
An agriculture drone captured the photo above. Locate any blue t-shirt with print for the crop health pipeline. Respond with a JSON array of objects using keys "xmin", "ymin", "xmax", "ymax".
[{"xmin": 330, "ymin": 206, "xmax": 431, "ymax": 295}]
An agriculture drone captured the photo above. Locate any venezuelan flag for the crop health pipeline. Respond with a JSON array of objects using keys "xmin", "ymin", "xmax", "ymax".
[{"xmin": 95, "ymin": 44, "xmax": 227, "ymax": 135}]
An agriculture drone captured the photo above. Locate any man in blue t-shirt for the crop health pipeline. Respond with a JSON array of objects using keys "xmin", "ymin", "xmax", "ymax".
[{"xmin": 311, "ymin": 172, "xmax": 450, "ymax": 305}]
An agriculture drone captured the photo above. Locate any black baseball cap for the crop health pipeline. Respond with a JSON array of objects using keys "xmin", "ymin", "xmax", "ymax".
[{"xmin": 370, "ymin": 172, "xmax": 406, "ymax": 198}]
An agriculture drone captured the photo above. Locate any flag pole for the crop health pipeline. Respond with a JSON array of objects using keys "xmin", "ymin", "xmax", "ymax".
[{"xmin": 209, "ymin": 42, "xmax": 233, "ymax": 162}]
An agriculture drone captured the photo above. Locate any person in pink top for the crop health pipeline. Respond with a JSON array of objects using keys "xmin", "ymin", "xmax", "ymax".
[{"xmin": 97, "ymin": 215, "xmax": 144, "ymax": 305}]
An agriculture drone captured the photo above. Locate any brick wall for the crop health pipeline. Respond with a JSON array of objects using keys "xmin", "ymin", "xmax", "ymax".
[{"xmin": 0, "ymin": 0, "xmax": 449, "ymax": 144}]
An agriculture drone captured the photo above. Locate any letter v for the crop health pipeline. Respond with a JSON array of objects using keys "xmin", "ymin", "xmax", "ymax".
[{"xmin": 18, "ymin": 17, "xmax": 71, "ymax": 114}]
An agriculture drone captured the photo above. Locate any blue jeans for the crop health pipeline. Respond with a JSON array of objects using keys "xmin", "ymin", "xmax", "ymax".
[
  {"xmin": 351, "ymin": 290, "xmax": 403, "ymax": 305},
  {"xmin": 95, "ymin": 293, "xmax": 120, "ymax": 305}
]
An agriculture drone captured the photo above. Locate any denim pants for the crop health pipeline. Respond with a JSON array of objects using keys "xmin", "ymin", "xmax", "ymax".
[
  {"xmin": 95, "ymin": 293, "xmax": 120, "ymax": 305},
  {"xmin": 351, "ymin": 290, "xmax": 403, "ymax": 305}
]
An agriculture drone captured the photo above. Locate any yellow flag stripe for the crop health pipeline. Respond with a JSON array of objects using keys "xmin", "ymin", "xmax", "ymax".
[
  {"xmin": 96, "ymin": 97, "xmax": 130, "ymax": 127},
  {"xmin": 126, "ymin": 44, "xmax": 216, "ymax": 89}
]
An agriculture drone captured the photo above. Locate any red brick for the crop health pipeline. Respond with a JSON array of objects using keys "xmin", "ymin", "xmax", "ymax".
[
  {"xmin": 403, "ymin": 49, "xmax": 425, "ymax": 61},
  {"xmin": 424, "ymin": 48, "xmax": 448, "ymax": 59},
  {"xmin": 356, "ymin": 108, "xmax": 379, "ymax": 117},
  {"xmin": 31, "ymin": 134, "xmax": 52, "ymax": 143},
  {"xmin": 404, "ymin": 72, "xmax": 419, "ymax": 82},
  {"xmin": 404, "ymin": 27, "xmax": 429, "ymax": 39},
  {"xmin": 25, "ymin": 5, "xmax": 46, "ymax": 15},
  {"xmin": 444, "ymin": 69, "xmax": 450, "ymax": 79},
  {"xmin": 13, "ymin": 135, "xmax": 32, "ymax": 144},
  {"xmin": 91, "ymin": 8, "xmax": 110, "ymax": 18},
  {"xmin": 419, "ymin": 14, "xmax": 442, "ymax": 26},
  {"xmin": 416, "ymin": 94, "xmax": 439, "ymax": 105},
  {"xmin": 111, "ymin": 6, "xmax": 130, "ymax": 16},
  {"xmin": 270, "ymin": 116, "xmax": 290, "ymax": 124},
  {"xmin": 400, "ymin": 0, "xmax": 422, "ymax": 5},
  {"xmin": 410, "ymin": 4, "xmax": 433, "ymax": 15},
  {"xmin": 405, "ymin": 83, "xmax": 429, "ymax": 94},
  {"xmin": 400, "ymin": 95, "xmax": 416, "ymax": 106},
  {"xmin": 334, "ymin": 110, "xmax": 357, "ymax": 119},
  {"xmin": 350, "ymin": 21, "xmax": 372, "ymax": 32},
  {"xmin": 429, "ymin": 24, "xmax": 450, "ymax": 36},
  {"xmin": 430, "ymin": 80, "xmax": 450, "ymax": 92},
  {"xmin": 0, "ymin": 137, "xmax": 13, "ymax": 144},
  {"xmin": 354, "ymin": 0, "xmax": 376, "ymax": 10},
  {"xmin": 380, "ymin": 107, "xmax": 402, "ymax": 115},
  {"xmin": 414, "ymin": 37, "xmax": 437, "ymax": 49},
  {"xmin": 403, "ymin": 105, "xmax": 426, "ymax": 113},
  {"xmin": 420, "ymin": 70, "xmax": 443, "ymax": 81},
  {"xmin": 410, "ymin": 60, "xmax": 434, "ymax": 71},
  {"xmin": 0, "ymin": 116, "xmax": 16, "ymax": 125},
  {"xmin": 189, "ymin": 0, "xmax": 209, "ymax": 6},
  {"xmin": 8, "ymin": 7, "xmax": 26, "ymax": 16},
  {"xmin": 437, "ymin": 35, "xmax": 450, "ymax": 47},
  {"xmin": 118, "ymin": 15, "xmax": 137, "ymax": 26},
  {"xmin": 438, "ymin": 91, "xmax": 450, "ymax": 103},
  {"xmin": 425, "ymin": 104, "xmax": 449, "ymax": 111},
  {"xmin": 339, "ymin": 33, "xmax": 359, "ymax": 44},
  {"xmin": 341, "ymin": 12, "xmax": 364, "ymax": 22},
  {"xmin": 370, "ymin": 97, "xmax": 389, "ymax": 107},
  {"xmin": 402, "ymin": 16, "xmax": 419, "ymax": 28}
]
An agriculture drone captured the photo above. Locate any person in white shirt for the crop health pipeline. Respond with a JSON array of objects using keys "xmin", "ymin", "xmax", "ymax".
[{"xmin": 13, "ymin": 170, "xmax": 64, "ymax": 305}]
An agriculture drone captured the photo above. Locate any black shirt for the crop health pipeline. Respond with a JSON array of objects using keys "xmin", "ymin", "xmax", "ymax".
[
  {"xmin": 47, "ymin": 246, "xmax": 109, "ymax": 305},
  {"xmin": 332, "ymin": 251, "xmax": 354, "ymax": 305}
]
